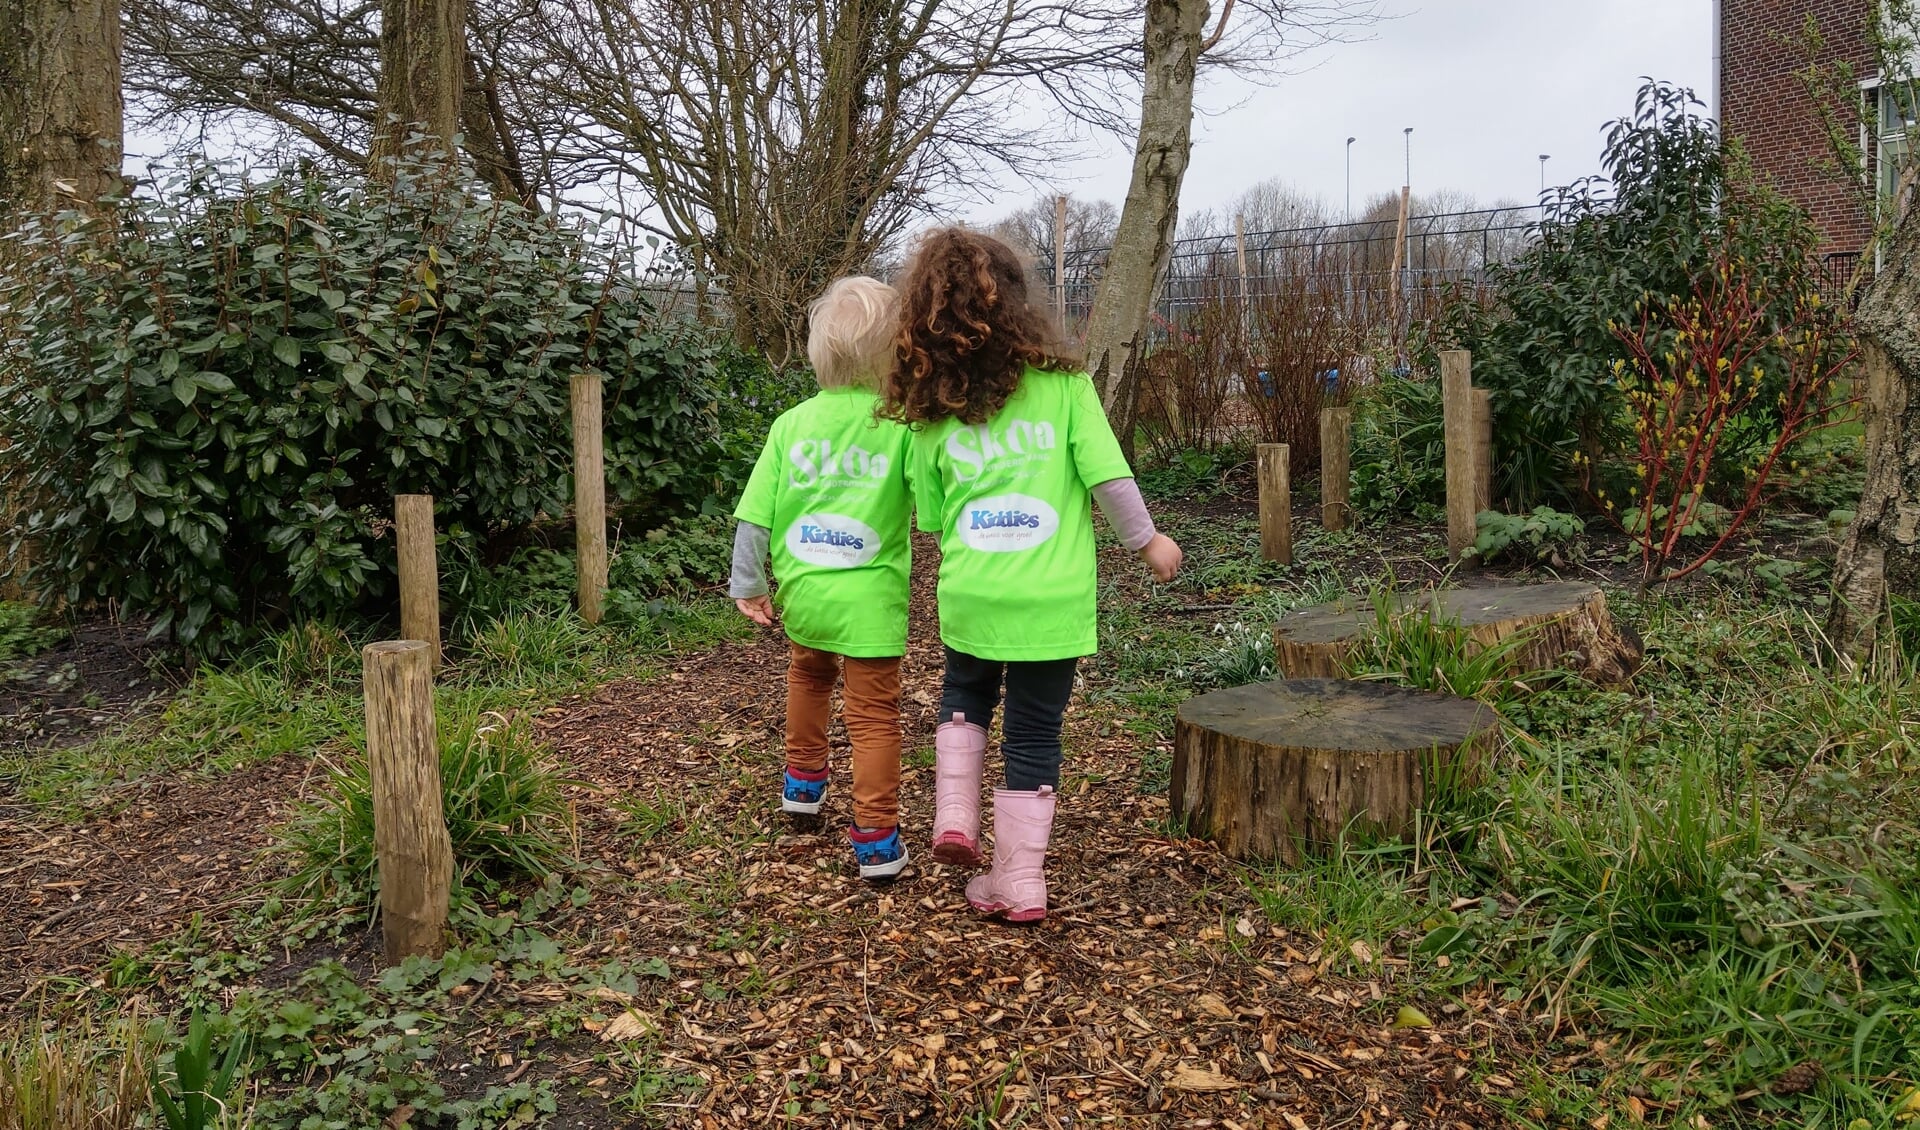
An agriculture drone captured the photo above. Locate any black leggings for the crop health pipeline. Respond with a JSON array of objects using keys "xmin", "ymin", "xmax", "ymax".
[{"xmin": 938, "ymin": 647, "xmax": 1079, "ymax": 792}]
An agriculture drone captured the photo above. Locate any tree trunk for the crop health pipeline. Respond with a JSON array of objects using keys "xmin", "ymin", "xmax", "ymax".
[
  {"xmin": 460, "ymin": 50, "xmax": 537, "ymax": 208},
  {"xmin": 1272, "ymin": 582, "xmax": 1642, "ymax": 687},
  {"xmin": 1171, "ymin": 678, "xmax": 1500, "ymax": 863},
  {"xmin": 370, "ymin": 0, "xmax": 467, "ymax": 168},
  {"xmin": 1081, "ymin": 0, "xmax": 1207, "ymax": 430},
  {"xmin": 1829, "ymin": 195, "xmax": 1920, "ymax": 662},
  {"xmin": 0, "ymin": 0, "xmax": 123, "ymax": 212}
]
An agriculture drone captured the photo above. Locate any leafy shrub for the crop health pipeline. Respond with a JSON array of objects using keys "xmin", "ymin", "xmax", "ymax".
[
  {"xmin": 1598, "ymin": 251, "xmax": 1854, "ymax": 584},
  {"xmin": 1451, "ymin": 80, "xmax": 1836, "ymax": 507},
  {"xmin": 608, "ymin": 513, "xmax": 733, "ymax": 598},
  {"xmin": 277, "ymin": 712, "xmax": 573, "ymax": 909},
  {"xmin": 0, "ymin": 157, "xmax": 757, "ymax": 655},
  {"xmin": 1473, "ymin": 507, "xmax": 1585, "ymax": 566},
  {"xmin": 149, "ymin": 1013, "xmax": 249, "ymax": 1130},
  {"xmin": 0, "ymin": 602, "xmax": 61, "ymax": 666},
  {"xmin": 1349, "ymin": 371, "xmax": 1445, "ymax": 520}
]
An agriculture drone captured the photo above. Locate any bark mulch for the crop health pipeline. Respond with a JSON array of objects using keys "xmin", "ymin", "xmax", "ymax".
[{"xmin": 524, "ymin": 561, "xmax": 1529, "ymax": 1128}]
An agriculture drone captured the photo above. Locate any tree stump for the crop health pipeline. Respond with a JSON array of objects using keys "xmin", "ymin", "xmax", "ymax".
[
  {"xmin": 1271, "ymin": 581, "xmax": 1641, "ymax": 686},
  {"xmin": 1171, "ymin": 678, "xmax": 1500, "ymax": 862}
]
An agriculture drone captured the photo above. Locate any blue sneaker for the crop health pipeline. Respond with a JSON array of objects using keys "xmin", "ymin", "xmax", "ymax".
[
  {"xmin": 782, "ymin": 768, "xmax": 829, "ymax": 815},
  {"xmin": 850, "ymin": 826, "xmax": 909, "ymax": 880}
]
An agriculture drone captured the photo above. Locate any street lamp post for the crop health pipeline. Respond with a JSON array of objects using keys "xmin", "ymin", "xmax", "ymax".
[
  {"xmin": 1403, "ymin": 127, "xmax": 1412, "ymax": 188},
  {"xmin": 1539, "ymin": 154, "xmax": 1550, "ymax": 193},
  {"xmin": 1344, "ymin": 136, "xmax": 1359, "ymax": 222}
]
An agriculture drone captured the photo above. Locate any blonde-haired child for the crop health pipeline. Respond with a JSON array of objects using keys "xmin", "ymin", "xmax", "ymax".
[{"xmin": 730, "ymin": 276, "xmax": 914, "ymax": 879}]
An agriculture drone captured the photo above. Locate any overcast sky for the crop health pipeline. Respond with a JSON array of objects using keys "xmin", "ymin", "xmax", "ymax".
[{"xmin": 958, "ymin": 0, "xmax": 1713, "ymax": 226}]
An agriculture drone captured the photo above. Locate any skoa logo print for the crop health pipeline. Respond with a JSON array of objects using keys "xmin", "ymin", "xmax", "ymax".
[
  {"xmin": 956, "ymin": 493, "xmax": 1059, "ymax": 553},
  {"xmin": 786, "ymin": 513, "xmax": 883, "ymax": 568}
]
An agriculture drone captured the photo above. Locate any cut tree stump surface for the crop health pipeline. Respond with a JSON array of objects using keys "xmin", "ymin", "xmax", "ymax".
[
  {"xmin": 1272, "ymin": 581, "xmax": 1640, "ymax": 685},
  {"xmin": 1171, "ymin": 678, "xmax": 1500, "ymax": 863}
]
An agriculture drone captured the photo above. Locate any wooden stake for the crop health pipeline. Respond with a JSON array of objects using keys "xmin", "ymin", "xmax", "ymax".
[
  {"xmin": 571, "ymin": 372, "xmax": 607, "ymax": 624},
  {"xmin": 393, "ymin": 494, "xmax": 440, "ymax": 670},
  {"xmin": 1320, "ymin": 406, "xmax": 1352, "ymax": 532},
  {"xmin": 1234, "ymin": 213, "xmax": 1251, "ymax": 346},
  {"xmin": 1388, "ymin": 185, "xmax": 1411, "ymax": 310},
  {"xmin": 1471, "ymin": 388, "xmax": 1494, "ymax": 513},
  {"xmin": 1441, "ymin": 350, "xmax": 1476, "ymax": 561},
  {"xmin": 364, "ymin": 640, "xmax": 451, "ymax": 965},
  {"xmin": 1257, "ymin": 443, "xmax": 1292, "ymax": 565},
  {"xmin": 1054, "ymin": 194, "xmax": 1068, "ymax": 326}
]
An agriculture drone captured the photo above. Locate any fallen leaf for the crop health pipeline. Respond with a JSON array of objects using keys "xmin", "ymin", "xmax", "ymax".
[
  {"xmin": 1166, "ymin": 1065, "xmax": 1244, "ymax": 1093},
  {"xmin": 1349, "ymin": 939, "xmax": 1375, "ymax": 965},
  {"xmin": 1195, "ymin": 993, "xmax": 1234, "ymax": 1020},
  {"xmin": 1392, "ymin": 1005, "xmax": 1433, "ymax": 1030}
]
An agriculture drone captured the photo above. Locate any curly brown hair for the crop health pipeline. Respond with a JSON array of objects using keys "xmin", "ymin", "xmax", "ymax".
[{"xmin": 882, "ymin": 227, "xmax": 1080, "ymax": 425}]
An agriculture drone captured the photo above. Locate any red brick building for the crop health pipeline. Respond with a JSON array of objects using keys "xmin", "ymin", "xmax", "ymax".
[{"xmin": 1716, "ymin": 0, "xmax": 1879, "ymax": 255}]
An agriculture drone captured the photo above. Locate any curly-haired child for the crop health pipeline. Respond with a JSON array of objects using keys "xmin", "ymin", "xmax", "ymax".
[
  {"xmin": 883, "ymin": 229, "xmax": 1182, "ymax": 921},
  {"xmin": 730, "ymin": 277, "xmax": 914, "ymax": 880}
]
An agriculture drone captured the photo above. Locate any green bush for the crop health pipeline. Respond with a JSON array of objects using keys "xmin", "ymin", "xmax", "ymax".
[
  {"xmin": 0, "ymin": 157, "xmax": 758, "ymax": 655},
  {"xmin": 1451, "ymin": 79, "xmax": 1833, "ymax": 507},
  {"xmin": 1473, "ymin": 506, "xmax": 1585, "ymax": 566},
  {"xmin": 1348, "ymin": 371, "xmax": 1445, "ymax": 521},
  {"xmin": 276, "ymin": 712, "xmax": 573, "ymax": 910}
]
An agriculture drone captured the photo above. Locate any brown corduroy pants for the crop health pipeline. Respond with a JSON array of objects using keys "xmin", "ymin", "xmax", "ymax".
[{"xmin": 784, "ymin": 642, "xmax": 902, "ymax": 829}]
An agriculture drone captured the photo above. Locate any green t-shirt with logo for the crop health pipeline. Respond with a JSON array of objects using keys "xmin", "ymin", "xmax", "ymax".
[
  {"xmin": 734, "ymin": 388, "xmax": 913, "ymax": 657},
  {"xmin": 908, "ymin": 369, "xmax": 1133, "ymax": 661}
]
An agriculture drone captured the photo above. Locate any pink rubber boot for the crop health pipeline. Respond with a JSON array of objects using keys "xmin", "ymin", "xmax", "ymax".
[
  {"xmin": 931, "ymin": 713, "xmax": 986, "ymax": 866},
  {"xmin": 965, "ymin": 787, "xmax": 1056, "ymax": 923}
]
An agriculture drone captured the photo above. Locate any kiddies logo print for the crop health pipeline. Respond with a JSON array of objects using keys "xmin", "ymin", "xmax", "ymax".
[
  {"xmin": 956, "ymin": 494, "xmax": 1059, "ymax": 553},
  {"xmin": 786, "ymin": 513, "xmax": 882, "ymax": 568}
]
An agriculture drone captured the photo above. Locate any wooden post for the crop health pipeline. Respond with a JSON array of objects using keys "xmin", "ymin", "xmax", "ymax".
[
  {"xmin": 1320, "ymin": 406, "xmax": 1351, "ymax": 532},
  {"xmin": 571, "ymin": 372, "xmax": 607, "ymax": 624},
  {"xmin": 393, "ymin": 494, "xmax": 440, "ymax": 670},
  {"xmin": 1234, "ymin": 213, "xmax": 1251, "ymax": 347},
  {"xmin": 1257, "ymin": 443, "xmax": 1292, "ymax": 565},
  {"xmin": 1388, "ymin": 185, "xmax": 1411, "ymax": 311},
  {"xmin": 1471, "ymin": 388, "xmax": 1494, "ymax": 513},
  {"xmin": 364, "ymin": 640, "xmax": 451, "ymax": 965},
  {"xmin": 1054, "ymin": 194, "xmax": 1068, "ymax": 326},
  {"xmin": 1440, "ymin": 350, "xmax": 1476, "ymax": 561}
]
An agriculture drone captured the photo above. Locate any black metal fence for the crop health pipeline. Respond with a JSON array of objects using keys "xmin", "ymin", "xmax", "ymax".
[{"xmin": 1043, "ymin": 204, "xmax": 1547, "ymax": 342}]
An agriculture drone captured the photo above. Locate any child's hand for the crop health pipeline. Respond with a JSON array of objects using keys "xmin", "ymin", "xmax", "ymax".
[
  {"xmin": 735, "ymin": 595, "xmax": 776, "ymax": 626},
  {"xmin": 1140, "ymin": 533, "xmax": 1183, "ymax": 583}
]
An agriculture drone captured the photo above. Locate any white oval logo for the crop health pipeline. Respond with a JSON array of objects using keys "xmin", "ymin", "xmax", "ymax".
[
  {"xmin": 955, "ymin": 493, "xmax": 1059, "ymax": 553},
  {"xmin": 786, "ymin": 513, "xmax": 882, "ymax": 568}
]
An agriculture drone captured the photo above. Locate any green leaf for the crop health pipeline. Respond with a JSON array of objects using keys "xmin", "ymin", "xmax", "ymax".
[
  {"xmin": 193, "ymin": 371, "xmax": 236, "ymax": 393},
  {"xmin": 272, "ymin": 336, "xmax": 301, "ymax": 368},
  {"xmin": 172, "ymin": 374, "xmax": 197, "ymax": 407}
]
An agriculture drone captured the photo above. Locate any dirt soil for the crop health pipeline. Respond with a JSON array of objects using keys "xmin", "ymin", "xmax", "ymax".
[{"xmin": 1, "ymin": 619, "xmax": 175, "ymax": 752}]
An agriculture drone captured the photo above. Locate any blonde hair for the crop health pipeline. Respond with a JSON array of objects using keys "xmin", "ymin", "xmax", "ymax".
[{"xmin": 807, "ymin": 276, "xmax": 899, "ymax": 389}]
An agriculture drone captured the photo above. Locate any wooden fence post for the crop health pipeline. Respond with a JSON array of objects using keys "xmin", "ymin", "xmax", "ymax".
[
  {"xmin": 394, "ymin": 494, "xmax": 440, "ymax": 670},
  {"xmin": 1257, "ymin": 443, "xmax": 1292, "ymax": 565},
  {"xmin": 1054, "ymin": 194, "xmax": 1068, "ymax": 326},
  {"xmin": 1471, "ymin": 388, "xmax": 1494, "ymax": 513},
  {"xmin": 571, "ymin": 372, "xmax": 607, "ymax": 624},
  {"xmin": 1320, "ymin": 407, "xmax": 1352, "ymax": 532},
  {"xmin": 1234, "ymin": 213, "xmax": 1252, "ymax": 347},
  {"xmin": 364, "ymin": 640, "xmax": 451, "ymax": 965},
  {"xmin": 1440, "ymin": 350, "xmax": 1476, "ymax": 561}
]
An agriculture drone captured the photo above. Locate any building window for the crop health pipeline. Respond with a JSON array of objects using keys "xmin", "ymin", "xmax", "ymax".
[{"xmin": 1878, "ymin": 79, "xmax": 1918, "ymax": 200}]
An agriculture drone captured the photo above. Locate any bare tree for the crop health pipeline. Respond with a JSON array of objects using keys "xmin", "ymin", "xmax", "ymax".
[
  {"xmin": 0, "ymin": 0, "xmax": 123, "ymax": 211},
  {"xmin": 988, "ymin": 194, "xmax": 1120, "ymax": 265},
  {"xmin": 1082, "ymin": 0, "xmax": 1381, "ymax": 421},
  {"xmin": 123, "ymin": 0, "xmax": 541, "ymax": 203}
]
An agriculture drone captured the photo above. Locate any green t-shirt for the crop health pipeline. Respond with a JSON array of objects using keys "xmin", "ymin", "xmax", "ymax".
[
  {"xmin": 733, "ymin": 388, "xmax": 913, "ymax": 657},
  {"xmin": 909, "ymin": 369, "xmax": 1133, "ymax": 661}
]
